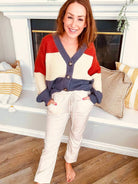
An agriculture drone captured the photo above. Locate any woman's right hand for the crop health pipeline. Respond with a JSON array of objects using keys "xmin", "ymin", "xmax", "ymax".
[{"xmin": 47, "ymin": 99, "xmax": 57, "ymax": 106}]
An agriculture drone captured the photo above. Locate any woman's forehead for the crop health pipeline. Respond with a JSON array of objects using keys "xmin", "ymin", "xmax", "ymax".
[{"xmin": 65, "ymin": 2, "xmax": 86, "ymax": 17}]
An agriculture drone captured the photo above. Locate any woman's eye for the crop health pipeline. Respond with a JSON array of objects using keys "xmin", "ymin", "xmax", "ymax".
[
  {"xmin": 68, "ymin": 16, "xmax": 73, "ymax": 19},
  {"xmin": 78, "ymin": 18, "xmax": 84, "ymax": 21}
]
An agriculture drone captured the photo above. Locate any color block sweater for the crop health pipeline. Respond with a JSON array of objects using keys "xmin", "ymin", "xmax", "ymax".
[{"xmin": 34, "ymin": 34, "xmax": 102, "ymax": 105}]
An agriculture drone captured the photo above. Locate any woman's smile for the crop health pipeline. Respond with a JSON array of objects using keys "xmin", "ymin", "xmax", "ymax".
[{"xmin": 69, "ymin": 28, "xmax": 78, "ymax": 33}]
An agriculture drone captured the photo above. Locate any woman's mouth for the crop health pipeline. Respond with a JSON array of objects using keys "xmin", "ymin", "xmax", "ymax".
[{"xmin": 69, "ymin": 28, "xmax": 77, "ymax": 33}]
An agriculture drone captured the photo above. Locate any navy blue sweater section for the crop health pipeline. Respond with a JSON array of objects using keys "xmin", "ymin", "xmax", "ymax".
[{"xmin": 37, "ymin": 78, "xmax": 102, "ymax": 106}]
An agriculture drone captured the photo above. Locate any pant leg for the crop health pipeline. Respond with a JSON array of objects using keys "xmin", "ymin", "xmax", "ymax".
[
  {"xmin": 34, "ymin": 91, "xmax": 70, "ymax": 184},
  {"xmin": 64, "ymin": 91, "xmax": 93, "ymax": 163}
]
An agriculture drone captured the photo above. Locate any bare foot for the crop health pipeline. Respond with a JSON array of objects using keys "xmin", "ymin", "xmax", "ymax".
[{"xmin": 65, "ymin": 162, "xmax": 76, "ymax": 183}]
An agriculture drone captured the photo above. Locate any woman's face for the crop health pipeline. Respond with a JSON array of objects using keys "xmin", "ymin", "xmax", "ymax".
[{"xmin": 63, "ymin": 2, "xmax": 86, "ymax": 40}]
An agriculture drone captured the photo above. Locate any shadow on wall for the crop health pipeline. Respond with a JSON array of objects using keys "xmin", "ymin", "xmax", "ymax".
[{"xmin": 0, "ymin": 12, "xmax": 16, "ymax": 64}]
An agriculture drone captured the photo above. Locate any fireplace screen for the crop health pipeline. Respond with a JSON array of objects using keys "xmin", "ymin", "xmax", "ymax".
[{"xmin": 31, "ymin": 19, "xmax": 123, "ymax": 70}]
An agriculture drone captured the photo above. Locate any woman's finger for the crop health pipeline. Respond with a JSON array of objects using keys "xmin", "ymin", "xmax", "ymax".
[
  {"xmin": 47, "ymin": 99, "xmax": 57, "ymax": 106},
  {"xmin": 82, "ymin": 96, "xmax": 90, "ymax": 100}
]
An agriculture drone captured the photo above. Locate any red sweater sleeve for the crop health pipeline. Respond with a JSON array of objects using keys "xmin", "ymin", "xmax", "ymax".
[
  {"xmin": 87, "ymin": 43, "xmax": 101, "ymax": 76},
  {"xmin": 34, "ymin": 37, "xmax": 46, "ymax": 75}
]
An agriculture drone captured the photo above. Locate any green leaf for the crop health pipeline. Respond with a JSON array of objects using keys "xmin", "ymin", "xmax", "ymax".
[{"xmin": 117, "ymin": 0, "xmax": 135, "ymax": 32}]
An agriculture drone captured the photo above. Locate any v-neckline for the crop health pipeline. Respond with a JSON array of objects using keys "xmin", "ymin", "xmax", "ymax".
[{"xmin": 53, "ymin": 34, "xmax": 87, "ymax": 65}]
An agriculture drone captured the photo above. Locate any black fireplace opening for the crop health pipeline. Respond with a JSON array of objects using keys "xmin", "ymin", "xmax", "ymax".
[{"xmin": 31, "ymin": 19, "xmax": 123, "ymax": 70}]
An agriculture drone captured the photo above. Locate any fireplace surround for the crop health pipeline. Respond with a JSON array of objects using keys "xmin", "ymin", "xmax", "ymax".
[{"xmin": 0, "ymin": 0, "xmax": 138, "ymax": 91}]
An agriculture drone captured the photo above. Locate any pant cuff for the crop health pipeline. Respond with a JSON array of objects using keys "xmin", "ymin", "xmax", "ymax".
[{"xmin": 64, "ymin": 155, "xmax": 77, "ymax": 163}]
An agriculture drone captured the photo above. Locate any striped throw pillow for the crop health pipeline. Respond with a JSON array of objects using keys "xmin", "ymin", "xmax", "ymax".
[
  {"xmin": 116, "ymin": 62, "xmax": 138, "ymax": 110},
  {"xmin": 0, "ymin": 60, "xmax": 22, "ymax": 104}
]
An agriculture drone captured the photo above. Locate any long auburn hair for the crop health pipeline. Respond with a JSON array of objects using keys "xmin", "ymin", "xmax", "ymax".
[{"xmin": 56, "ymin": 0, "xmax": 97, "ymax": 48}]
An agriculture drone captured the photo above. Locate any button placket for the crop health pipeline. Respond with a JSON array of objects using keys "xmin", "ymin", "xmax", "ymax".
[
  {"xmin": 66, "ymin": 61, "xmax": 73, "ymax": 80},
  {"xmin": 64, "ymin": 60, "xmax": 74, "ymax": 91}
]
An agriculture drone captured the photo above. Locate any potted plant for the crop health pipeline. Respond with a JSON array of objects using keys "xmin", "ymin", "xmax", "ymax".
[{"xmin": 118, "ymin": 0, "xmax": 135, "ymax": 32}]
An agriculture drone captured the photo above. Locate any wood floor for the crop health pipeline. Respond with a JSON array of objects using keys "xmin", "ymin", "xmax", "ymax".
[{"xmin": 0, "ymin": 131, "xmax": 138, "ymax": 184}]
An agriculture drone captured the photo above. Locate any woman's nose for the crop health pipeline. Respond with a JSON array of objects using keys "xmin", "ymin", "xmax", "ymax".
[{"xmin": 71, "ymin": 19, "xmax": 77, "ymax": 27}]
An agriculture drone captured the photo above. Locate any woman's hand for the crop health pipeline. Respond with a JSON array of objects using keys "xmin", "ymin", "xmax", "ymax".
[
  {"xmin": 47, "ymin": 99, "xmax": 57, "ymax": 106},
  {"xmin": 82, "ymin": 96, "xmax": 90, "ymax": 100}
]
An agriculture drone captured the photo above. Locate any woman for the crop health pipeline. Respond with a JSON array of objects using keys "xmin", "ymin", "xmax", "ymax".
[{"xmin": 34, "ymin": 0, "xmax": 102, "ymax": 183}]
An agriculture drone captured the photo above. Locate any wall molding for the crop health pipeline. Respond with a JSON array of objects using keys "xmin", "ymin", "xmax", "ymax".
[
  {"xmin": 0, "ymin": 124, "xmax": 137, "ymax": 158},
  {"xmin": 0, "ymin": 0, "xmax": 138, "ymax": 19}
]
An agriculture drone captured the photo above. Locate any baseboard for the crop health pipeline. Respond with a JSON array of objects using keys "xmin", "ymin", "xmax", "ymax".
[
  {"xmin": 0, "ymin": 124, "xmax": 45, "ymax": 139},
  {"xmin": 81, "ymin": 139, "xmax": 138, "ymax": 158},
  {"xmin": 0, "ymin": 124, "xmax": 137, "ymax": 158}
]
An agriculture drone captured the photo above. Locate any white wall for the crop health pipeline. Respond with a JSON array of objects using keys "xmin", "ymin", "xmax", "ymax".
[
  {"xmin": 0, "ymin": 12, "xmax": 16, "ymax": 64},
  {"xmin": 122, "ymin": 20, "xmax": 138, "ymax": 68}
]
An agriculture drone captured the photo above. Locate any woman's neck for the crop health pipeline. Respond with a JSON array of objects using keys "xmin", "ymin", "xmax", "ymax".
[
  {"xmin": 59, "ymin": 34, "xmax": 79, "ymax": 58},
  {"xmin": 60, "ymin": 33, "xmax": 78, "ymax": 46}
]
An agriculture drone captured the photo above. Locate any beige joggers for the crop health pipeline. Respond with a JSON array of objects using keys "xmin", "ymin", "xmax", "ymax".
[{"xmin": 34, "ymin": 90, "xmax": 93, "ymax": 184}]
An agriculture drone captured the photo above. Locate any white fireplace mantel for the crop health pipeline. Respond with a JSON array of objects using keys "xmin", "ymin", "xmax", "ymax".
[
  {"xmin": 0, "ymin": 0, "xmax": 138, "ymax": 90},
  {"xmin": 0, "ymin": 0, "xmax": 138, "ymax": 19}
]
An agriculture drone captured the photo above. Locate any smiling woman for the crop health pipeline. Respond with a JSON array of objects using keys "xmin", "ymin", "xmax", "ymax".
[
  {"xmin": 62, "ymin": 2, "xmax": 86, "ymax": 39},
  {"xmin": 59, "ymin": 2, "xmax": 87, "ymax": 58},
  {"xmin": 56, "ymin": 0, "xmax": 97, "ymax": 48},
  {"xmin": 34, "ymin": 0, "xmax": 102, "ymax": 183}
]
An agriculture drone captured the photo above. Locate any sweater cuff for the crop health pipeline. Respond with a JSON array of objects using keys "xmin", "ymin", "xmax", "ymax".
[
  {"xmin": 36, "ymin": 88, "xmax": 51, "ymax": 106},
  {"xmin": 89, "ymin": 89, "xmax": 103, "ymax": 104}
]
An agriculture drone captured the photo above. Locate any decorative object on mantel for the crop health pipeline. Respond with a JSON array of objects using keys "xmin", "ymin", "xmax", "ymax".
[
  {"xmin": 117, "ymin": 0, "xmax": 135, "ymax": 32},
  {"xmin": 116, "ymin": 62, "xmax": 138, "ymax": 111},
  {"xmin": 96, "ymin": 66, "xmax": 132, "ymax": 118},
  {"xmin": 0, "ymin": 60, "xmax": 22, "ymax": 105}
]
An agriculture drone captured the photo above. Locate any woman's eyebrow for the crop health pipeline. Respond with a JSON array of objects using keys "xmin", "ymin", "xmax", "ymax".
[{"xmin": 67, "ymin": 12, "xmax": 86, "ymax": 17}]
